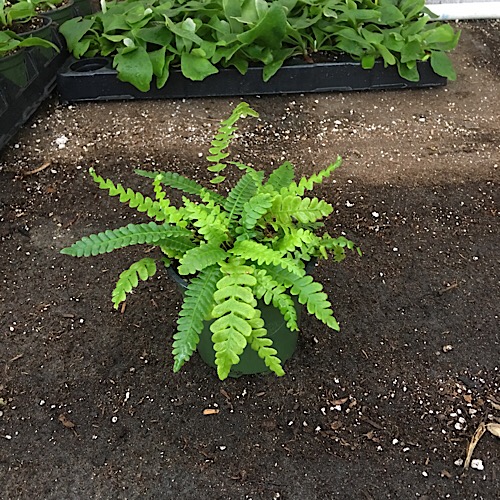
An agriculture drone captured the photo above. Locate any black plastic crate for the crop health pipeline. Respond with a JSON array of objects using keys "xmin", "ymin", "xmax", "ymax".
[
  {"xmin": 0, "ymin": 20, "xmax": 68, "ymax": 151},
  {"xmin": 57, "ymin": 55, "xmax": 447, "ymax": 103}
]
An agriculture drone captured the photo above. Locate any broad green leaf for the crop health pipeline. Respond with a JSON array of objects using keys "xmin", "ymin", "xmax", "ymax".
[
  {"xmin": 430, "ymin": 50, "xmax": 456, "ymax": 80},
  {"xmin": 237, "ymin": 3, "xmax": 287, "ymax": 50},
  {"xmin": 379, "ymin": 4, "xmax": 405, "ymax": 25},
  {"xmin": 114, "ymin": 46, "xmax": 153, "ymax": 92},
  {"xmin": 397, "ymin": 61, "xmax": 419, "ymax": 81},
  {"xmin": 180, "ymin": 52, "xmax": 219, "ymax": 81},
  {"xmin": 361, "ymin": 53, "xmax": 375, "ymax": 69},
  {"xmin": 59, "ymin": 17, "xmax": 94, "ymax": 52}
]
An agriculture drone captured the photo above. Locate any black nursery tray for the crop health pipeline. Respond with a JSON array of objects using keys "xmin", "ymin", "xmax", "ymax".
[
  {"xmin": 57, "ymin": 56, "xmax": 446, "ymax": 102},
  {"xmin": 0, "ymin": 38, "xmax": 67, "ymax": 151}
]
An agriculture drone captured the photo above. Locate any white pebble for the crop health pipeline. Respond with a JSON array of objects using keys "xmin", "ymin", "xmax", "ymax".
[
  {"xmin": 471, "ymin": 459, "xmax": 484, "ymax": 471},
  {"xmin": 111, "ymin": 416, "xmax": 118, "ymax": 423}
]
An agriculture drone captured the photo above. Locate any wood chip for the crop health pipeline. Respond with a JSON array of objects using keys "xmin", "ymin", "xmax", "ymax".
[
  {"xmin": 464, "ymin": 422, "xmax": 486, "ymax": 469},
  {"xmin": 203, "ymin": 408, "xmax": 219, "ymax": 415},
  {"xmin": 58, "ymin": 414, "xmax": 75, "ymax": 428},
  {"xmin": 329, "ymin": 420, "xmax": 342, "ymax": 430},
  {"xmin": 486, "ymin": 423, "xmax": 500, "ymax": 438},
  {"xmin": 22, "ymin": 161, "xmax": 51, "ymax": 177},
  {"xmin": 331, "ymin": 397, "xmax": 349, "ymax": 405}
]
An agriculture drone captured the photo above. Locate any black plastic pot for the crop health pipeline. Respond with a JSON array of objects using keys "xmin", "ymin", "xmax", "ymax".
[
  {"xmin": 0, "ymin": 17, "xmax": 67, "ymax": 151},
  {"xmin": 57, "ymin": 55, "xmax": 447, "ymax": 103},
  {"xmin": 42, "ymin": 0, "xmax": 77, "ymax": 27},
  {"xmin": 0, "ymin": 49, "xmax": 33, "ymax": 88},
  {"xmin": 72, "ymin": 0, "xmax": 94, "ymax": 16},
  {"xmin": 168, "ymin": 266, "xmax": 299, "ymax": 378}
]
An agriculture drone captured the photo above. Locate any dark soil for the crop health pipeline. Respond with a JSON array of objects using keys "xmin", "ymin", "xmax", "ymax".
[{"xmin": 0, "ymin": 20, "xmax": 499, "ymax": 499}]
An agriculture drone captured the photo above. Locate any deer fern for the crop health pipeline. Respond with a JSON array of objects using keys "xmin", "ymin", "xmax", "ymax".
[
  {"xmin": 60, "ymin": 102, "xmax": 359, "ymax": 380},
  {"xmin": 112, "ymin": 258, "xmax": 157, "ymax": 309}
]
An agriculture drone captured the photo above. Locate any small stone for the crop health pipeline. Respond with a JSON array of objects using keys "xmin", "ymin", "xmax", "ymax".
[
  {"xmin": 471, "ymin": 459, "xmax": 484, "ymax": 471},
  {"xmin": 111, "ymin": 416, "xmax": 118, "ymax": 423},
  {"xmin": 454, "ymin": 458, "xmax": 464, "ymax": 466}
]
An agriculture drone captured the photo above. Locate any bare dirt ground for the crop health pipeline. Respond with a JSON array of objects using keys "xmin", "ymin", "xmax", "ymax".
[{"xmin": 0, "ymin": 20, "xmax": 499, "ymax": 499}]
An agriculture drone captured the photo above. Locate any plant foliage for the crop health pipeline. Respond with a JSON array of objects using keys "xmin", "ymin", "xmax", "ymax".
[
  {"xmin": 59, "ymin": 0, "xmax": 459, "ymax": 91},
  {"xmin": 61, "ymin": 102, "xmax": 360, "ymax": 380}
]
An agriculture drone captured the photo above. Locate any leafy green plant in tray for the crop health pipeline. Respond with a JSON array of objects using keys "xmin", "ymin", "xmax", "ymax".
[{"xmin": 59, "ymin": 0, "xmax": 460, "ymax": 92}]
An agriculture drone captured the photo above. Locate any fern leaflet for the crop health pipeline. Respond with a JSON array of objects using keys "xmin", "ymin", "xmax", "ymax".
[
  {"xmin": 248, "ymin": 312, "xmax": 285, "ymax": 377},
  {"xmin": 178, "ymin": 244, "xmax": 227, "ymax": 276},
  {"xmin": 182, "ymin": 198, "xmax": 230, "ymax": 246},
  {"xmin": 60, "ymin": 222, "xmax": 194, "ymax": 257},
  {"xmin": 135, "ymin": 169, "xmax": 225, "ymax": 204},
  {"xmin": 270, "ymin": 194, "xmax": 333, "ymax": 226},
  {"xmin": 89, "ymin": 168, "xmax": 167, "ymax": 221},
  {"xmin": 260, "ymin": 264, "xmax": 340, "ymax": 331},
  {"xmin": 210, "ymin": 259, "xmax": 259, "ymax": 380},
  {"xmin": 285, "ymin": 157, "xmax": 342, "ymax": 196},
  {"xmin": 111, "ymin": 258, "xmax": 157, "ymax": 309},
  {"xmin": 264, "ymin": 161, "xmax": 295, "ymax": 192},
  {"xmin": 173, "ymin": 265, "xmax": 221, "ymax": 372},
  {"xmin": 240, "ymin": 193, "xmax": 274, "ymax": 230},
  {"xmin": 206, "ymin": 102, "xmax": 259, "ymax": 183},
  {"xmin": 224, "ymin": 171, "xmax": 263, "ymax": 221},
  {"xmin": 231, "ymin": 240, "xmax": 305, "ymax": 277},
  {"xmin": 253, "ymin": 269, "xmax": 298, "ymax": 331}
]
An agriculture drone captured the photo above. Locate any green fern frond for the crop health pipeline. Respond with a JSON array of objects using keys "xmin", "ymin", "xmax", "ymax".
[
  {"xmin": 152, "ymin": 174, "xmax": 166, "ymax": 202},
  {"xmin": 182, "ymin": 198, "xmax": 230, "ymax": 246},
  {"xmin": 206, "ymin": 102, "xmax": 259, "ymax": 183},
  {"xmin": 240, "ymin": 193, "xmax": 274, "ymax": 230},
  {"xmin": 111, "ymin": 258, "xmax": 157, "ymax": 309},
  {"xmin": 285, "ymin": 157, "xmax": 342, "ymax": 196},
  {"xmin": 270, "ymin": 194, "xmax": 333, "ymax": 226},
  {"xmin": 224, "ymin": 171, "xmax": 264, "ymax": 221},
  {"xmin": 231, "ymin": 240, "xmax": 305, "ymax": 277},
  {"xmin": 248, "ymin": 313, "xmax": 285, "ymax": 377},
  {"xmin": 320, "ymin": 235, "xmax": 361, "ymax": 262},
  {"xmin": 135, "ymin": 169, "xmax": 225, "ymax": 204},
  {"xmin": 253, "ymin": 269, "xmax": 298, "ymax": 331},
  {"xmin": 274, "ymin": 227, "xmax": 320, "ymax": 255},
  {"xmin": 210, "ymin": 259, "xmax": 259, "ymax": 380},
  {"xmin": 227, "ymin": 161, "xmax": 258, "ymax": 174},
  {"xmin": 260, "ymin": 264, "xmax": 340, "ymax": 331},
  {"xmin": 60, "ymin": 222, "xmax": 194, "ymax": 257},
  {"xmin": 89, "ymin": 168, "xmax": 167, "ymax": 221},
  {"xmin": 177, "ymin": 244, "xmax": 227, "ymax": 276},
  {"xmin": 173, "ymin": 265, "xmax": 221, "ymax": 372},
  {"xmin": 264, "ymin": 161, "xmax": 295, "ymax": 192}
]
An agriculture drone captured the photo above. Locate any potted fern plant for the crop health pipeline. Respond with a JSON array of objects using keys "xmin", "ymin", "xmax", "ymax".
[{"xmin": 60, "ymin": 103, "xmax": 360, "ymax": 380}]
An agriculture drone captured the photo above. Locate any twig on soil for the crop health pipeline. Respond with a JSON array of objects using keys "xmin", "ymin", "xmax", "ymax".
[
  {"xmin": 3, "ymin": 354, "xmax": 23, "ymax": 381},
  {"xmin": 438, "ymin": 281, "xmax": 458, "ymax": 295},
  {"xmin": 360, "ymin": 415, "xmax": 385, "ymax": 431},
  {"xmin": 22, "ymin": 161, "xmax": 51, "ymax": 177},
  {"xmin": 464, "ymin": 422, "xmax": 486, "ymax": 469}
]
